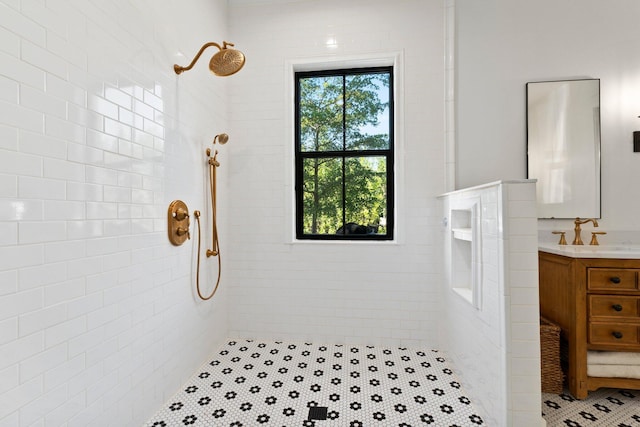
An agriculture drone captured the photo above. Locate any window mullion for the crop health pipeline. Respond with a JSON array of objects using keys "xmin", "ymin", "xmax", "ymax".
[{"xmin": 341, "ymin": 74, "xmax": 347, "ymax": 229}]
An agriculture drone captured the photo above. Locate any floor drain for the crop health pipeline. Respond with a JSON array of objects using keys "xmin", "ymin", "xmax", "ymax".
[{"xmin": 308, "ymin": 406, "xmax": 328, "ymax": 421}]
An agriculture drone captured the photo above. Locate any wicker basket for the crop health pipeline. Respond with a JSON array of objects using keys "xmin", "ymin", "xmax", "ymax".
[{"xmin": 540, "ymin": 316, "xmax": 564, "ymax": 394}]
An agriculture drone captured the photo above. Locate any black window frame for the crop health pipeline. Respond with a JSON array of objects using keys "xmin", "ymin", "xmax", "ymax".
[{"xmin": 294, "ymin": 66, "xmax": 394, "ymax": 241}]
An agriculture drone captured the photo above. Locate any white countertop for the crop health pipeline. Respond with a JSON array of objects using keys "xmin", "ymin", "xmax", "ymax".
[{"xmin": 538, "ymin": 243, "xmax": 640, "ymax": 259}]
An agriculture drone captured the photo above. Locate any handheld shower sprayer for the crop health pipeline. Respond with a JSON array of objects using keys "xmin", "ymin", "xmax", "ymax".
[{"xmin": 194, "ymin": 133, "xmax": 231, "ymax": 300}]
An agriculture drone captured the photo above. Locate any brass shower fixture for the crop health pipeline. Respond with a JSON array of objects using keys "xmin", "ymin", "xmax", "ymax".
[
  {"xmin": 193, "ymin": 133, "xmax": 230, "ymax": 300},
  {"xmin": 174, "ymin": 41, "xmax": 245, "ymax": 76}
]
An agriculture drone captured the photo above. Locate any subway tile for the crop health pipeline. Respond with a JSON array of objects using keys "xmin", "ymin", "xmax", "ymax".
[
  {"xmin": 103, "ymin": 283, "xmax": 131, "ymax": 307},
  {"xmin": 0, "ymin": 411, "xmax": 19, "ymax": 427},
  {"xmin": 0, "ymin": 25, "xmax": 20, "ymax": 56},
  {"xmin": 103, "ymin": 219, "xmax": 131, "ymax": 236},
  {"xmin": 22, "ymin": 39, "xmax": 68, "ymax": 79},
  {"xmin": 86, "ymin": 305, "xmax": 117, "ymax": 332},
  {"xmin": 45, "ymin": 73, "xmax": 87, "ymax": 106},
  {"xmin": 86, "ymin": 165, "xmax": 118, "ymax": 186},
  {"xmin": 45, "ymin": 316, "xmax": 86, "ymax": 349},
  {"xmin": 45, "ymin": 117, "xmax": 86, "ymax": 149},
  {"xmin": 507, "ymin": 217, "xmax": 538, "ymax": 236},
  {"xmin": 142, "ymin": 117, "xmax": 163, "ymax": 138},
  {"xmin": 0, "ymin": 376, "xmax": 42, "ymax": 420},
  {"xmin": 0, "ymin": 148, "xmax": 43, "ymax": 177},
  {"xmin": 0, "ymin": 74, "xmax": 18, "ymax": 104},
  {"xmin": 142, "ymin": 90, "xmax": 163, "ymax": 112},
  {"xmin": 104, "ymin": 117, "xmax": 131, "ymax": 140},
  {"xmin": 0, "ymin": 173, "xmax": 16, "ymax": 197},
  {"xmin": 509, "ymin": 252, "xmax": 538, "ymax": 271},
  {"xmin": 43, "ymin": 157, "xmax": 85, "ymax": 182},
  {"xmin": 0, "ymin": 270, "xmax": 18, "ymax": 296},
  {"xmin": 118, "ymin": 172, "xmax": 142, "ymax": 189},
  {"xmin": 19, "ymin": 382, "xmax": 68, "ymax": 426},
  {"xmin": 18, "ymin": 303, "xmax": 67, "ymax": 338},
  {"xmin": 44, "ymin": 390, "xmax": 86, "ymax": 426},
  {"xmin": 102, "ymin": 251, "xmax": 130, "ymax": 272},
  {"xmin": 44, "ymin": 200, "xmax": 86, "ymax": 221},
  {"xmin": 18, "ymin": 130, "xmax": 66, "ymax": 160},
  {"xmin": 44, "ymin": 278, "xmax": 86, "ymax": 307},
  {"xmin": 66, "ymin": 220, "xmax": 104, "ymax": 239},
  {"xmin": 44, "ymin": 240, "xmax": 86, "ymax": 264},
  {"xmin": 67, "ymin": 256, "xmax": 102, "ymax": 280},
  {"xmin": 67, "ymin": 103, "xmax": 103, "ymax": 132},
  {"xmin": 508, "ymin": 200, "xmax": 537, "ymax": 218},
  {"xmin": 85, "ymin": 337, "xmax": 118, "ymax": 369},
  {"xmin": 88, "ymin": 94, "xmax": 118, "ymax": 120},
  {"xmin": 67, "ymin": 326, "xmax": 106, "ymax": 360},
  {"xmin": 0, "ymin": 221, "xmax": 17, "ymax": 246},
  {"xmin": 18, "ymin": 176, "xmax": 66, "ymax": 200},
  {"xmin": 0, "ymin": 366, "xmax": 18, "ymax": 395},
  {"xmin": 0, "ymin": 3, "xmax": 46, "ymax": 46},
  {"xmin": 85, "ymin": 270, "xmax": 118, "ymax": 294},
  {"xmin": 18, "ymin": 221, "xmax": 67, "ymax": 245},
  {"xmin": 46, "ymin": 32, "xmax": 87, "ymax": 71},
  {"xmin": 85, "ymin": 237, "xmax": 119, "ymax": 257},
  {"xmin": 19, "ymin": 84, "xmax": 66, "ymax": 119},
  {"xmin": 0, "ymin": 51, "xmax": 46, "ymax": 93},
  {"xmin": 104, "ymin": 86, "xmax": 131, "ymax": 110},
  {"xmin": 66, "ymin": 182, "xmax": 103, "ymax": 202},
  {"xmin": 18, "ymin": 260, "xmax": 67, "ymax": 290},
  {"xmin": 67, "ymin": 142, "xmax": 103, "ymax": 165},
  {"xmin": 0, "ymin": 244, "xmax": 44, "ymax": 271},
  {"xmin": 86, "ymin": 129, "xmax": 118, "ymax": 153},
  {"xmin": 86, "ymin": 202, "xmax": 118, "ymax": 219},
  {"xmin": 0, "ymin": 318, "xmax": 17, "ymax": 346},
  {"xmin": 99, "ymin": 154, "xmax": 130, "ymax": 176},
  {"xmin": 132, "ymin": 128, "xmax": 154, "ymax": 147},
  {"xmin": 43, "ymin": 353, "xmax": 85, "ymax": 393},
  {"xmin": 0, "ymin": 123, "xmax": 18, "ymax": 151},
  {"xmin": 19, "ymin": 342, "xmax": 68, "ymax": 383},
  {"xmin": 0, "ymin": 331, "xmax": 43, "ymax": 371}
]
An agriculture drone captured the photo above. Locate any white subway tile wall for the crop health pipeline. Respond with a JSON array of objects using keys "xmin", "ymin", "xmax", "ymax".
[
  {"xmin": 440, "ymin": 181, "xmax": 542, "ymax": 426},
  {"xmin": 226, "ymin": 0, "xmax": 445, "ymax": 347},
  {"xmin": 0, "ymin": 0, "xmax": 232, "ymax": 425}
]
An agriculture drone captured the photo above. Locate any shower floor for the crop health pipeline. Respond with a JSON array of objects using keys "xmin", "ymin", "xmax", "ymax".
[{"xmin": 144, "ymin": 339, "xmax": 485, "ymax": 426}]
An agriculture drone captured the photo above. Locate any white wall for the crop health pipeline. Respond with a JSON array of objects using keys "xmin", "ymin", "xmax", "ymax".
[
  {"xmin": 0, "ymin": 0, "xmax": 232, "ymax": 425},
  {"xmin": 440, "ymin": 180, "xmax": 541, "ymax": 426},
  {"xmin": 456, "ymin": 0, "xmax": 640, "ymax": 233},
  {"xmin": 226, "ymin": 0, "xmax": 446, "ymax": 347}
]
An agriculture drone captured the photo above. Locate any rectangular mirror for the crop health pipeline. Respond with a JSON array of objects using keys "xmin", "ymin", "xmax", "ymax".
[{"xmin": 526, "ymin": 79, "xmax": 601, "ymax": 219}]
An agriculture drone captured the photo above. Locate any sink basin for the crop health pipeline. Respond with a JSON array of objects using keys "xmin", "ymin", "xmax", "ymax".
[{"xmin": 539, "ymin": 243, "xmax": 640, "ymax": 259}]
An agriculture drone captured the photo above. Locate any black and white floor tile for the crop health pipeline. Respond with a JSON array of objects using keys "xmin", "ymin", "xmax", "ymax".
[
  {"xmin": 542, "ymin": 388, "xmax": 640, "ymax": 427},
  {"xmin": 145, "ymin": 340, "xmax": 485, "ymax": 426}
]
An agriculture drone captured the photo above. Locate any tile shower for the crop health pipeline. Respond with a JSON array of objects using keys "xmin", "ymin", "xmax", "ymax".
[{"xmin": 0, "ymin": 0, "xmax": 543, "ymax": 426}]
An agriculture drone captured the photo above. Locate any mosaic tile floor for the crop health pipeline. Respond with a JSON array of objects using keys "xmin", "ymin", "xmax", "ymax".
[
  {"xmin": 145, "ymin": 339, "xmax": 485, "ymax": 426},
  {"xmin": 542, "ymin": 388, "xmax": 640, "ymax": 426}
]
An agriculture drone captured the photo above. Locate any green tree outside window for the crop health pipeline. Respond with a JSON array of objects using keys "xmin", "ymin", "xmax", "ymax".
[{"xmin": 295, "ymin": 67, "xmax": 393, "ymax": 240}]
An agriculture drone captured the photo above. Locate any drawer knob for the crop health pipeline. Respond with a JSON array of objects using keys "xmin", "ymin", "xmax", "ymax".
[
  {"xmin": 612, "ymin": 331, "xmax": 624, "ymax": 339},
  {"xmin": 612, "ymin": 304, "xmax": 623, "ymax": 312},
  {"xmin": 609, "ymin": 276, "xmax": 621, "ymax": 284}
]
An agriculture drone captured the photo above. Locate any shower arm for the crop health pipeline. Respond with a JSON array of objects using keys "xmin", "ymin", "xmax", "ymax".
[{"xmin": 174, "ymin": 41, "xmax": 234, "ymax": 75}]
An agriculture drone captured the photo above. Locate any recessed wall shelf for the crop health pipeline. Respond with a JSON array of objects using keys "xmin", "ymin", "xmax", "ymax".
[
  {"xmin": 452, "ymin": 227, "xmax": 473, "ymax": 242},
  {"xmin": 449, "ymin": 200, "xmax": 482, "ymax": 308}
]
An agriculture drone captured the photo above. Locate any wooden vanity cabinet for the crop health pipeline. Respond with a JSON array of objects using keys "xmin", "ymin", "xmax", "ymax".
[{"xmin": 538, "ymin": 251, "xmax": 640, "ymax": 399}]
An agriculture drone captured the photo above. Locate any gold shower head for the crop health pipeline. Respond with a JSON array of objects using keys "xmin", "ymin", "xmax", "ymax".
[
  {"xmin": 214, "ymin": 133, "xmax": 229, "ymax": 145},
  {"xmin": 174, "ymin": 41, "xmax": 245, "ymax": 77}
]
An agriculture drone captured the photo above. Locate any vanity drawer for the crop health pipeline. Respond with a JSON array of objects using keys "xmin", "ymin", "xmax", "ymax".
[
  {"xmin": 588, "ymin": 323, "xmax": 639, "ymax": 346},
  {"xmin": 589, "ymin": 295, "xmax": 640, "ymax": 318},
  {"xmin": 587, "ymin": 269, "xmax": 637, "ymax": 291}
]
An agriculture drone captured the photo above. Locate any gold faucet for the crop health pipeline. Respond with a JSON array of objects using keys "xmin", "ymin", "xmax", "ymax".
[{"xmin": 573, "ymin": 217, "xmax": 599, "ymax": 245}]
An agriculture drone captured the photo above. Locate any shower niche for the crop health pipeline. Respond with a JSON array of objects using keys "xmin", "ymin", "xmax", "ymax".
[{"xmin": 448, "ymin": 198, "xmax": 482, "ymax": 309}]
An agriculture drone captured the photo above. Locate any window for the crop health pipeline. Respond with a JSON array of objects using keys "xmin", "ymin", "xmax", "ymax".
[{"xmin": 295, "ymin": 67, "xmax": 394, "ymax": 240}]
